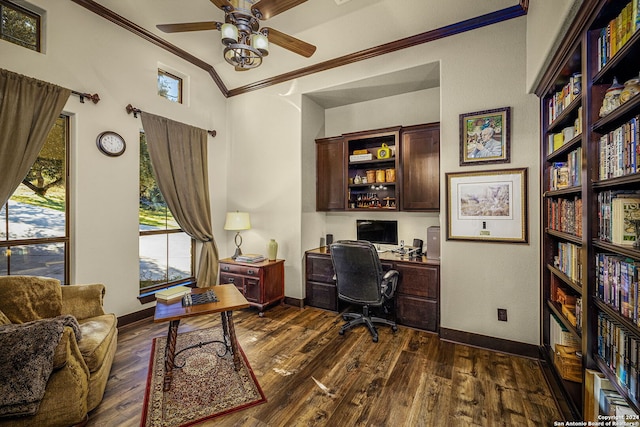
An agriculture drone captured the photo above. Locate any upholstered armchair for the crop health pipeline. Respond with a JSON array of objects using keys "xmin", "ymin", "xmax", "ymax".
[{"xmin": 0, "ymin": 276, "xmax": 118, "ymax": 427}]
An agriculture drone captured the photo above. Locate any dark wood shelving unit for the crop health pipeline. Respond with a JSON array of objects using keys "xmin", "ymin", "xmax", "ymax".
[
  {"xmin": 537, "ymin": 0, "xmax": 640, "ymax": 420},
  {"xmin": 315, "ymin": 123, "xmax": 439, "ymax": 212}
]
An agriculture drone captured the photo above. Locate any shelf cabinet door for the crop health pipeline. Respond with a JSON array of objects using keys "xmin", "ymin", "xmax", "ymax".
[
  {"xmin": 400, "ymin": 123, "xmax": 440, "ymax": 211},
  {"xmin": 316, "ymin": 137, "xmax": 346, "ymax": 211}
]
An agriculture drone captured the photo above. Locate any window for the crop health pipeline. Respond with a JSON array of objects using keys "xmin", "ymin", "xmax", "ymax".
[
  {"xmin": 0, "ymin": 0, "xmax": 40, "ymax": 51},
  {"xmin": 0, "ymin": 115, "xmax": 69, "ymax": 282},
  {"xmin": 139, "ymin": 132, "xmax": 194, "ymax": 291},
  {"xmin": 157, "ymin": 69, "xmax": 182, "ymax": 104}
]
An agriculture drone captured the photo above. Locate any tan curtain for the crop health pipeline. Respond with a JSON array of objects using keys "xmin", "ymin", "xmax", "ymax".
[
  {"xmin": 140, "ymin": 112, "xmax": 219, "ymax": 287},
  {"xmin": 0, "ymin": 69, "xmax": 70, "ymax": 207}
]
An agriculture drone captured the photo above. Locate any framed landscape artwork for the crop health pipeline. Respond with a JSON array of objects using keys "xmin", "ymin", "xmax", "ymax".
[
  {"xmin": 446, "ymin": 168, "xmax": 528, "ymax": 243},
  {"xmin": 459, "ymin": 107, "xmax": 511, "ymax": 166}
]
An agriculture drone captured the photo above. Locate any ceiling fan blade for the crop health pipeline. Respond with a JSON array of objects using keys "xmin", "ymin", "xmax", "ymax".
[
  {"xmin": 251, "ymin": 0, "xmax": 307, "ymax": 20},
  {"xmin": 263, "ymin": 27, "xmax": 316, "ymax": 58},
  {"xmin": 210, "ymin": 0, "xmax": 234, "ymax": 12},
  {"xmin": 156, "ymin": 21, "xmax": 222, "ymax": 33}
]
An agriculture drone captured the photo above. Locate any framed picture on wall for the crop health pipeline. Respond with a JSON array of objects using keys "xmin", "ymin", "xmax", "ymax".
[
  {"xmin": 446, "ymin": 168, "xmax": 528, "ymax": 243},
  {"xmin": 459, "ymin": 106, "xmax": 511, "ymax": 166}
]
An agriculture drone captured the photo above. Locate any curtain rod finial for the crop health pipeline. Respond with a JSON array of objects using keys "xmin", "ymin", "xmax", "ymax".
[{"xmin": 208, "ymin": 130, "xmax": 217, "ymax": 138}]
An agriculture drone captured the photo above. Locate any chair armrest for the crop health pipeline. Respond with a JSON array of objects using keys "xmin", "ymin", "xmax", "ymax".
[
  {"xmin": 61, "ymin": 284, "xmax": 106, "ymax": 320},
  {"xmin": 381, "ymin": 270, "xmax": 399, "ymax": 299}
]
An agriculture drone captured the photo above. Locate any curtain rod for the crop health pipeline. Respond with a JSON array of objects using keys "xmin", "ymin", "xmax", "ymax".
[
  {"xmin": 70, "ymin": 90, "xmax": 100, "ymax": 104},
  {"xmin": 125, "ymin": 103, "xmax": 217, "ymax": 137}
]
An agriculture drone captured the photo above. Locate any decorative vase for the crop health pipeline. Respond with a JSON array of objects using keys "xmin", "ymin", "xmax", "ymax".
[{"xmin": 267, "ymin": 239, "xmax": 278, "ymax": 261}]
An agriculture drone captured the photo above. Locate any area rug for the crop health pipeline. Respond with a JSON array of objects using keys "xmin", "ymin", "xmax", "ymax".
[{"xmin": 141, "ymin": 327, "xmax": 266, "ymax": 427}]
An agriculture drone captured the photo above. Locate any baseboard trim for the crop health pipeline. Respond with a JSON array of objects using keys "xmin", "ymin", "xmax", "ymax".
[
  {"xmin": 284, "ymin": 296, "xmax": 304, "ymax": 308},
  {"xmin": 439, "ymin": 327, "xmax": 539, "ymax": 359},
  {"xmin": 117, "ymin": 306, "xmax": 155, "ymax": 329}
]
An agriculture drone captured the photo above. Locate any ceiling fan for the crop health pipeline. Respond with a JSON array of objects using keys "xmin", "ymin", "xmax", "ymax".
[{"xmin": 156, "ymin": 0, "xmax": 317, "ymax": 71}]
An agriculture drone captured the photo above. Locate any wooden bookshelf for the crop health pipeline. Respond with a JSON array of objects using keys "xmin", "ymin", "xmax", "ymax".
[{"xmin": 537, "ymin": 0, "xmax": 640, "ymax": 420}]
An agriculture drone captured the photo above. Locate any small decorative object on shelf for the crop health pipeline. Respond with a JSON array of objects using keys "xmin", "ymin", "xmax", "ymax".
[
  {"xmin": 599, "ymin": 77, "xmax": 624, "ymax": 117},
  {"xmin": 621, "ymin": 73, "xmax": 640, "ymax": 104},
  {"xmin": 267, "ymin": 238, "xmax": 278, "ymax": 261}
]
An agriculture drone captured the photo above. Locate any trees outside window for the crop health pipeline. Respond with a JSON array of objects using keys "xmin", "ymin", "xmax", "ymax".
[
  {"xmin": 139, "ymin": 132, "xmax": 194, "ymax": 291},
  {"xmin": 0, "ymin": 116, "xmax": 68, "ymax": 281},
  {"xmin": 0, "ymin": 0, "xmax": 41, "ymax": 51},
  {"xmin": 157, "ymin": 69, "xmax": 182, "ymax": 104}
]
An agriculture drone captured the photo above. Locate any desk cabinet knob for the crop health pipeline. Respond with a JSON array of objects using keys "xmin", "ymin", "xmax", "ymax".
[{"xmin": 247, "ymin": 270, "xmax": 255, "ymax": 275}]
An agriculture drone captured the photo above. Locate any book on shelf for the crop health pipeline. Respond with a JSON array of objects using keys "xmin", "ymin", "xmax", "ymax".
[
  {"xmin": 555, "ymin": 241, "xmax": 581, "ymax": 282},
  {"xmin": 547, "ymin": 196, "xmax": 582, "ymax": 237},
  {"xmin": 597, "ymin": 312, "xmax": 640, "ymax": 406},
  {"xmin": 595, "ymin": 252, "xmax": 639, "ymax": 322},
  {"xmin": 597, "ymin": 0, "xmax": 640, "ymax": 71},
  {"xmin": 612, "ymin": 197, "xmax": 640, "ymax": 246},
  {"xmin": 155, "ymin": 285, "xmax": 192, "ymax": 302},
  {"xmin": 235, "ymin": 254, "xmax": 266, "ymax": 263},
  {"xmin": 585, "ymin": 369, "xmax": 616, "ymax": 422},
  {"xmin": 598, "ymin": 191, "xmax": 640, "ymax": 242},
  {"xmin": 550, "ymin": 313, "xmax": 581, "ymax": 348},
  {"xmin": 598, "ymin": 116, "xmax": 639, "ymax": 180}
]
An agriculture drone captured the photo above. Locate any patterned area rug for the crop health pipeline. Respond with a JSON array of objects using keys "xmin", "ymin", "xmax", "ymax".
[{"xmin": 141, "ymin": 327, "xmax": 266, "ymax": 427}]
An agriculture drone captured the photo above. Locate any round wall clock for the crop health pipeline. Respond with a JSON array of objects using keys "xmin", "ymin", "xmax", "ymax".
[{"xmin": 96, "ymin": 131, "xmax": 126, "ymax": 157}]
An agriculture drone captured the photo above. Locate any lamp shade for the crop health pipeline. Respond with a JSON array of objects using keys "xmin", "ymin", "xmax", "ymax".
[
  {"xmin": 224, "ymin": 212, "xmax": 251, "ymax": 231},
  {"xmin": 220, "ymin": 23, "xmax": 238, "ymax": 45}
]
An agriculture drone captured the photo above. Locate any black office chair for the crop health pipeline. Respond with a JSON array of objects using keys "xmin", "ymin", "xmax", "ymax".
[{"xmin": 330, "ymin": 240, "xmax": 398, "ymax": 342}]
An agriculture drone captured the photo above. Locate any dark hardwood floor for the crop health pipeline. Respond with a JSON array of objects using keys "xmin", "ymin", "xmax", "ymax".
[{"xmin": 87, "ymin": 304, "xmax": 563, "ymax": 426}]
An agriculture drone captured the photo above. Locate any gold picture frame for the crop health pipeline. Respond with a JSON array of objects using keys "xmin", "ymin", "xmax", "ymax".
[{"xmin": 446, "ymin": 168, "xmax": 528, "ymax": 243}]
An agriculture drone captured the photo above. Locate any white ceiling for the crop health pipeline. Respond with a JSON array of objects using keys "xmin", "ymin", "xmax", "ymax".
[{"xmin": 90, "ymin": 0, "xmax": 518, "ymax": 94}]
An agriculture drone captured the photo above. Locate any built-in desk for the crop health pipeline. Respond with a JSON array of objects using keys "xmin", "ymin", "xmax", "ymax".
[{"xmin": 304, "ymin": 247, "xmax": 440, "ymax": 332}]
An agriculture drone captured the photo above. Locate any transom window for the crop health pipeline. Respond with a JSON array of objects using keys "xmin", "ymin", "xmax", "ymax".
[
  {"xmin": 0, "ymin": 0, "xmax": 41, "ymax": 51},
  {"xmin": 157, "ymin": 69, "xmax": 183, "ymax": 104},
  {"xmin": 0, "ymin": 115, "xmax": 69, "ymax": 282},
  {"xmin": 139, "ymin": 132, "xmax": 194, "ymax": 291}
]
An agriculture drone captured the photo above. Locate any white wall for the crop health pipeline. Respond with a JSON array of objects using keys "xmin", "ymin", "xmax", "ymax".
[
  {"xmin": 325, "ymin": 87, "xmax": 441, "ymax": 136},
  {"xmin": 526, "ymin": 0, "xmax": 582, "ymax": 92},
  {"xmin": 0, "ymin": 1, "xmax": 228, "ymax": 317},
  {"xmin": 227, "ymin": 17, "xmax": 541, "ymax": 345}
]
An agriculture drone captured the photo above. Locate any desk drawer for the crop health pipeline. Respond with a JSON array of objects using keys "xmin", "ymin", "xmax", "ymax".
[
  {"xmin": 396, "ymin": 295, "xmax": 437, "ymax": 331},
  {"xmin": 220, "ymin": 263, "xmax": 260, "ymax": 277},
  {"xmin": 395, "ymin": 264, "xmax": 438, "ymax": 298}
]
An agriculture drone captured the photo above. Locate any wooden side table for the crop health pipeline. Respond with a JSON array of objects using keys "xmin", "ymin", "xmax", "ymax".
[
  {"xmin": 219, "ymin": 258, "xmax": 285, "ymax": 316},
  {"xmin": 153, "ymin": 284, "xmax": 249, "ymax": 391}
]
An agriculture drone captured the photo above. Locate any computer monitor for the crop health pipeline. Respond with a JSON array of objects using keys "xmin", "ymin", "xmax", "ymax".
[{"xmin": 356, "ymin": 220, "xmax": 398, "ymax": 245}]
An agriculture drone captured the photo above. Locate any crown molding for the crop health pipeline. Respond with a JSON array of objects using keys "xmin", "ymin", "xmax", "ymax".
[{"xmin": 71, "ymin": 0, "xmax": 527, "ymax": 98}]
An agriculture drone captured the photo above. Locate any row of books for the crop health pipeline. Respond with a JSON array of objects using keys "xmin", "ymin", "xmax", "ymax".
[
  {"xmin": 547, "ymin": 109, "xmax": 583, "ymax": 154},
  {"xmin": 598, "ymin": 116, "xmax": 639, "ymax": 180},
  {"xmin": 550, "ymin": 313, "xmax": 581, "ymax": 349},
  {"xmin": 597, "ymin": 252, "xmax": 640, "ymax": 323},
  {"xmin": 585, "ymin": 368, "xmax": 639, "ymax": 422},
  {"xmin": 547, "ymin": 75, "xmax": 581, "ymax": 124},
  {"xmin": 555, "ymin": 241, "xmax": 581, "ymax": 282},
  {"xmin": 596, "ymin": 0, "xmax": 640, "ymax": 72},
  {"xmin": 547, "ymin": 196, "xmax": 583, "ymax": 237},
  {"xmin": 597, "ymin": 312, "xmax": 640, "ymax": 406},
  {"xmin": 597, "ymin": 191, "xmax": 640, "ymax": 245},
  {"xmin": 549, "ymin": 148, "xmax": 582, "ymax": 191}
]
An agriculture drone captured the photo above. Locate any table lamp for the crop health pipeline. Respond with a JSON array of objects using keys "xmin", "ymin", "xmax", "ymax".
[{"xmin": 224, "ymin": 211, "xmax": 251, "ymax": 259}]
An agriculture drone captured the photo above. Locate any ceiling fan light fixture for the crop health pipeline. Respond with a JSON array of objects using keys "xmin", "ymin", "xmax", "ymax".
[
  {"xmin": 252, "ymin": 32, "xmax": 269, "ymax": 55},
  {"xmin": 224, "ymin": 43, "xmax": 263, "ymax": 70},
  {"xmin": 220, "ymin": 23, "xmax": 238, "ymax": 45}
]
